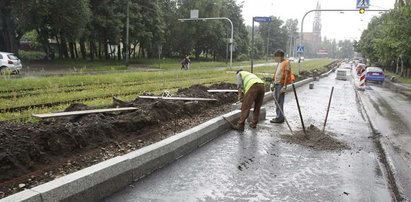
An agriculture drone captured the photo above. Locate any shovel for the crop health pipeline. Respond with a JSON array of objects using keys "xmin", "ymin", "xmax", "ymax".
[{"xmin": 222, "ymin": 116, "xmax": 236, "ymax": 128}]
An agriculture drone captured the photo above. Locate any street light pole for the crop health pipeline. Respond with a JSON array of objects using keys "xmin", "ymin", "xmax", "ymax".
[
  {"xmin": 266, "ymin": 24, "xmax": 270, "ymax": 62},
  {"xmin": 178, "ymin": 17, "xmax": 234, "ymax": 69},
  {"xmin": 299, "ymin": 9, "xmax": 389, "ymax": 74},
  {"xmin": 251, "ymin": 19, "xmax": 254, "ymax": 73},
  {"xmin": 125, "ymin": 0, "xmax": 130, "ymax": 67}
]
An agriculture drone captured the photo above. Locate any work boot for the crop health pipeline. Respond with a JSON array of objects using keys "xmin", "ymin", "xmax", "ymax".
[
  {"xmin": 231, "ymin": 125, "xmax": 245, "ymax": 132},
  {"xmin": 270, "ymin": 118, "xmax": 284, "ymax": 124},
  {"xmin": 249, "ymin": 123, "xmax": 257, "ymax": 129}
]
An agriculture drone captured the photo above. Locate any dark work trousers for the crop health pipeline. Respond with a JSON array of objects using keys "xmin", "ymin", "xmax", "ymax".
[
  {"xmin": 237, "ymin": 83, "xmax": 265, "ymax": 128},
  {"xmin": 274, "ymin": 83, "xmax": 285, "ymax": 121}
]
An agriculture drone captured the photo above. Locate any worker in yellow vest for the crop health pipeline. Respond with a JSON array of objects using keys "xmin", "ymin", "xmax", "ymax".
[
  {"xmin": 232, "ymin": 70, "xmax": 265, "ymax": 131},
  {"xmin": 270, "ymin": 49, "xmax": 294, "ymax": 123}
]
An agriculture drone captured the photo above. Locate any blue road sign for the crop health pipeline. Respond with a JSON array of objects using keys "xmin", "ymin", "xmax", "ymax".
[
  {"xmin": 253, "ymin": 17, "xmax": 272, "ymax": 22},
  {"xmin": 296, "ymin": 46, "xmax": 304, "ymax": 54},
  {"xmin": 356, "ymin": 0, "xmax": 370, "ymax": 9}
]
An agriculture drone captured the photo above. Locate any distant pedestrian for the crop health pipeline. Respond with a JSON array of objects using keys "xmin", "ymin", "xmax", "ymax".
[
  {"xmin": 231, "ymin": 70, "xmax": 265, "ymax": 131},
  {"xmin": 181, "ymin": 56, "xmax": 191, "ymax": 70},
  {"xmin": 270, "ymin": 49, "xmax": 294, "ymax": 124}
]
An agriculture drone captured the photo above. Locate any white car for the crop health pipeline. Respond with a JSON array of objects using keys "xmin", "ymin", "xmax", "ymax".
[
  {"xmin": 342, "ymin": 64, "xmax": 352, "ymax": 70},
  {"xmin": 0, "ymin": 52, "xmax": 22, "ymax": 74}
]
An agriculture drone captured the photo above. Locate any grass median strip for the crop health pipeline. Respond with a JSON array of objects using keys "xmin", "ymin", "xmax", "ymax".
[{"xmin": 0, "ymin": 59, "xmax": 335, "ymax": 121}]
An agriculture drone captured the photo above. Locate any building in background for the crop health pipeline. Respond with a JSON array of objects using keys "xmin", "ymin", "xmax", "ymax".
[{"xmin": 302, "ymin": 1, "xmax": 325, "ymax": 58}]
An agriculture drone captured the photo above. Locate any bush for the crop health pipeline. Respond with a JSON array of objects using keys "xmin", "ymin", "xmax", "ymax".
[
  {"xmin": 237, "ymin": 54, "xmax": 249, "ymax": 61},
  {"xmin": 18, "ymin": 50, "xmax": 46, "ymax": 61}
]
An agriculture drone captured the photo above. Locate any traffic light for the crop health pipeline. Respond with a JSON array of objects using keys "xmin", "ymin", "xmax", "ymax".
[{"xmin": 359, "ymin": 8, "xmax": 365, "ymax": 14}]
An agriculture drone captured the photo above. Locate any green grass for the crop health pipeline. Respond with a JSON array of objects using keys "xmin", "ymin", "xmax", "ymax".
[
  {"xmin": 384, "ymin": 71, "xmax": 411, "ymax": 84},
  {"xmin": 0, "ymin": 59, "xmax": 334, "ymax": 122},
  {"xmin": 25, "ymin": 57, "xmax": 271, "ymax": 70}
]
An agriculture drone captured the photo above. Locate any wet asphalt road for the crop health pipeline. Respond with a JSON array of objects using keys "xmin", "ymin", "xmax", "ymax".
[
  {"xmin": 103, "ymin": 71, "xmax": 395, "ymax": 202},
  {"xmin": 358, "ymin": 82, "xmax": 411, "ymax": 200}
]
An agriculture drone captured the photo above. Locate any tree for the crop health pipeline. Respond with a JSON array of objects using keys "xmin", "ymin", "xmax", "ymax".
[
  {"xmin": 358, "ymin": 4, "xmax": 411, "ymax": 77},
  {"xmin": 257, "ymin": 16, "xmax": 288, "ymax": 59},
  {"xmin": 284, "ymin": 19, "xmax": 299, "ymax": 57}
]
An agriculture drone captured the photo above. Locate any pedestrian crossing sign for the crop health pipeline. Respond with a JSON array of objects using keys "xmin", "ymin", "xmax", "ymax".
[
  {"xmin": 296, "ymin": 46, "xmax": 304, "ymax": 54},
  {"xmin": 356, "ymin": 0, "xmax": 370, "ymax": 9}
]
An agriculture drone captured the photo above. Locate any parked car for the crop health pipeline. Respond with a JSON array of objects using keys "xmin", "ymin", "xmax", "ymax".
[
  {"xmin": 0, "ymin": 52, "xmax": 22, "ymax": 74},
  {"xmin": 365, "ymin": 67, "xmax": 385, "ymax": 83},
  {"xmin": 342, "ymin": 64, "xmax": 352, "ymax": 70},
  {"xmin": 288, "ymin": 57, "xmax": 296, "ymax": 62}
]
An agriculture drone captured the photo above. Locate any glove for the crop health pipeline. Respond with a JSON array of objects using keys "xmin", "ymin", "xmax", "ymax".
[
  {"xmin": 280, "ymin": 87, "xmax": 287, "ymax": 94},
  {"xmin": 270, "ymin": 83, "xmax": 275, "ymax": 91}
]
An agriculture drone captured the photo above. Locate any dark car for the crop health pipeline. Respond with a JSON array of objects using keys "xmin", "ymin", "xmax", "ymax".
[{"xmin": 365, "ymin": 67, "xmax": 385, "ymax": 84}]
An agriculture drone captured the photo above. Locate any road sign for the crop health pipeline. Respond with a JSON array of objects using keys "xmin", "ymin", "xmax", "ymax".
[
  {"xmin": 253, "ymin": 17, "xmax": 272, "ymax": 22},
  {"xmin": 356, "ymin": 0, "xmax": 370, "ymax": 9},
  {"xmin": 190, "ymin": 10, "xmax": 199, "ymax": 19},
  {"xmin": 296, "ymin": 46, "xmax": 304, "ymax": 54}
]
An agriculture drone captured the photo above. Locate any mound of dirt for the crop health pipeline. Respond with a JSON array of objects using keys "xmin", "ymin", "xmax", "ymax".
[
  {"xmin": 0, "ymin": 82, "xmax": 237, "ymax": 185},
  {"xmin": 281, "ymin": 125, "xmax": 350, "ymax": 151}
]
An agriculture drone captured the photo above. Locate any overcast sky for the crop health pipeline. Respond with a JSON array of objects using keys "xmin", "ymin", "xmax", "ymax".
[{"xmin": 239, "ymin": 0, "xmax": 395, "ymax": 41}]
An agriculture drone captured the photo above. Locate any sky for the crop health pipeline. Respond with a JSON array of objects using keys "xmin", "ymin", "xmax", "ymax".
[{"xmin": 239, "ymin": 0, "xmax": 395, "ymax": 41}]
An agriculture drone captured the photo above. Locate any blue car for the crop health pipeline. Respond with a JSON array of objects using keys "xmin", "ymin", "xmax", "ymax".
[{"xmin": 365, "ymin": 67, "xmax": 385, "ymax": 83}]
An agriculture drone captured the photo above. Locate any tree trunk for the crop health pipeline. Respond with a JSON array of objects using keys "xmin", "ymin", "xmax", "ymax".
[
  {"xmin": 89, "ymin": 41, "xmax": 95, "ymax": 60},
  {"xmin": 400, "ymin": 57, "xmax": 404, "ymax": 77},
  {"xmin": 80, "ymin": 40, "xmax": 87, "ymax": 59},
  {"xmin": 118, "ymin": 44, "xmax": 121, "ymax": 60},
  {"xmin": 55, "ymin": 35, "xmax": 62, "ymax": 59},
  {"xmin": 74, "ymin": 42, "xmax": 79, "ymax": 58},
  {"xmin": 1, "ymin": 13, "xmax": 20, "ymax": 54},
  {"xmin": 138, "ymin": 46, "xmax": 142, "ymax": 58},
  {"xmin": 132, "ymin": 43, "xmax": 137, "ymax": 58},
  {"xmin": 69, "ymin": 42, "xmax": 75, "ymax": 59},
  {"xmin": 60, "ymin": 36, "xmax": 69, "ymax": 59},
  {"xmin": 98, "ymin": 41, "xmax": 102, "ymax": 59},
  {"xmin": 105, "ymin": 42, "xmax": 109, "ymax": 59}
]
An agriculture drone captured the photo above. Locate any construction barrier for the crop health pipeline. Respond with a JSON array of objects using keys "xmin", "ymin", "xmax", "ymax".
[{"xmin": 359, "ymin": 71, "xmax": 366, "ymax": 90}]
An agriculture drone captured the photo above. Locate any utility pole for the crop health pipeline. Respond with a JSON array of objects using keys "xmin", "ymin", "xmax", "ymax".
[
  {"xmin": 251, "ymin": 17, "xmax": 272, "ymax": 73},
  {"xmin": 251, "ymin": 19, "xmax": 254, "ymax": 72},
  {"xmin": 266, "ymin": 24, "xmax": 270, "ymax": 62},
  {"xmin": 125, "ymin": 0, "xmax": 130, "ymax": 67}
]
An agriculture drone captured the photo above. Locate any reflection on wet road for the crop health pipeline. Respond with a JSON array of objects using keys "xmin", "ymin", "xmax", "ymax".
[{"xmin": 359, "ymin": 82, "xmax": 411, "ymax": 200}]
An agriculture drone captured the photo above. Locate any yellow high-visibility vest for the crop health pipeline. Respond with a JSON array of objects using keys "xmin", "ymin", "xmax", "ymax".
[{"xmin": 240, "ymin": 71, "xmax": 264, "ymax": 93}]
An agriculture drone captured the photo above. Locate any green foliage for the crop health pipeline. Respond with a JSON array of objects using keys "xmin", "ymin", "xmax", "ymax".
[
  {"xmin": 18, "ymin": 50, "xmax": 46, "ymax": 61},
  {"xmin": 358, "ymin": 4, "xmax": 411, "ymax": 76}
]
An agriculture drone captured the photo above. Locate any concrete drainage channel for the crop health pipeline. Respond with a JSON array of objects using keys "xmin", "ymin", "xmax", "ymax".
[{"xmin": 1, "ymin": 68, "xmax": 336, "ymax": 202}]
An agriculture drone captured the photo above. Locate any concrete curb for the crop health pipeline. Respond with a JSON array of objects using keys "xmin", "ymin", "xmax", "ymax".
[{"xmin": 1, "ymin": 108, "xmax": 267, "ymax": 202}]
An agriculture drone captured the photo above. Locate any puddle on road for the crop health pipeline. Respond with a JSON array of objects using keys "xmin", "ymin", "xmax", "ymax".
[{"xmin": 281, "ymin": 125, "xmax": 350, "ymax": 151}]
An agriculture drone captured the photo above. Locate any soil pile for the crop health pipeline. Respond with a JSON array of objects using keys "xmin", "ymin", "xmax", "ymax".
[
  {"xmin": 0, "ymin": 83, "xmax": 237, "ymax": 185},
  {"xmin": 281, "ymin": 125, "xmax": 350, "ymax": 151}
]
